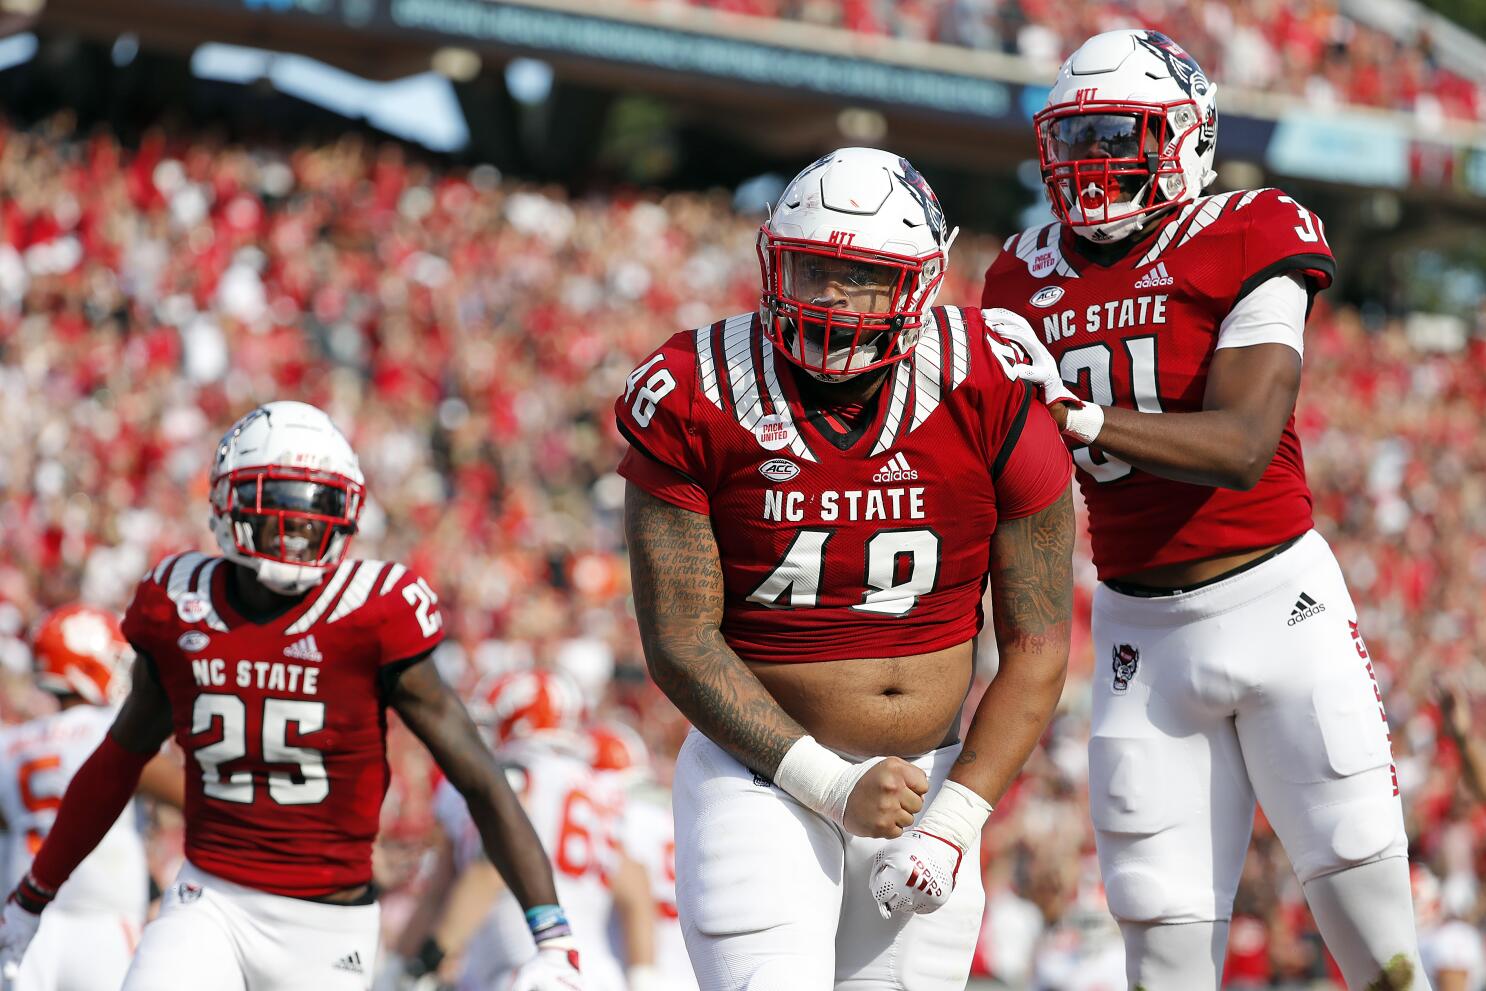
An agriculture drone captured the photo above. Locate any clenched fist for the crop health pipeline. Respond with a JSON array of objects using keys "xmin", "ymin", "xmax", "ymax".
[{"xmin": 843, "ymin": 756, "xmax": 928, "ymax": 838}]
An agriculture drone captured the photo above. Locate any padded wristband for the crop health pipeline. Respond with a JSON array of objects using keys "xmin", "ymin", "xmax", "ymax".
[
  {"xmin": 916, "ymin": 780, "xmax": 993, "ymax": 855},
  {"xmin": 773, "ymin": 736, "xmax": 886, "ymax": 826},
  {"xmin": 30, "ymin": 734, "xmax": 152, "ymax": 892},
  {"xmin": 525, "ymin": 904, "xmax": 573, "ymax": 944},
  {"xmin": 13, "ymin": 873, "xmax": 55, "ymax": 914},
  {"xmin": 1061, "ymin": 402, "xmax": 1105, "ymax": 445}
]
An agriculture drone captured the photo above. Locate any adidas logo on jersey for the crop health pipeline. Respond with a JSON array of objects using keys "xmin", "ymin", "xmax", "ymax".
[
  {"xmin": 284, "ymin": 635, "xmax": 324, "ymax": 663},
  {"xmin": 1133, "ymin": 261, "xmax": 1175, "ymax": 289},
  {"xmin": 872, "ymin": 453, "xmax": 918, "ymax": 483},
  {"xmin": 332, "ymin": 951, "xmax": 364, "ymax": 974},
  {"xmin": 1287, "ymin": 592, "xmax": 1325, "ymax": 626}
]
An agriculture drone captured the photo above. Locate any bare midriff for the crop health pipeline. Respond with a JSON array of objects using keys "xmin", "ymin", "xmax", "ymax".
[
  {"xmin": 1116, "ymin": 542, "xmax": 1284, "ymax": 590},
  {"xmin": 747, "ymin": 640, "xmax": 974, "ymax": 758}
]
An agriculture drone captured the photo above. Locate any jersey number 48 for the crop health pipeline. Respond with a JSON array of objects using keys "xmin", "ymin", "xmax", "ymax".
[{"xmin": 748, "ymin": 529, "xmax": 940, "ymax": 617}]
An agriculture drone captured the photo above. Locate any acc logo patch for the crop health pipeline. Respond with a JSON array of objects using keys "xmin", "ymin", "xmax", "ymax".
[
  {"xmin": 754, "ymin": 413, "xmax": 795, "ymax": 452},
  {"xmin": 758, "ymin": 458, "xmax": 800, "ymax": 483},
  {"xmin": 1111, "ymin": 643, "xmax": 1139, "ymax": 694},
  {"xmin": 176, "ymin": 594, "xmax": 210, "ymax": 625},
  {"xmin": 177, "ymin": 631, "xmax": 211, "ymax": 653},
  {"xmin": 1029, "ymin": 286, "xmax": 1065, "ymax": 308}
]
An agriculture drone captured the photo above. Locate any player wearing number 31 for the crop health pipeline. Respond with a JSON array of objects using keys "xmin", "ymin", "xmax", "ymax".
[
  {"xmin": 982, "ymin": 29, "xmax": 1427, "ymax": 990},
  {"xmin": 0, "ymin": 401, "xmax": 584, "ymax": 991},
  {"xmin": 617, "ymin": 147, "xmax": 1075, "ymax": 989}
]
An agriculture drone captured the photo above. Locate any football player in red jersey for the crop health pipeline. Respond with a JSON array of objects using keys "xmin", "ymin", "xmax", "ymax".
[
  {"xmin": 618, "ymin": 147, "xmax": 1076, "ymax": 989},
  {"xmin": 0, "ymin": 402, "xmax": 584, "ymax": 991},
  {"xmin": 982, "ymin": 29, "xmax": 1427, "ymax": 990}
]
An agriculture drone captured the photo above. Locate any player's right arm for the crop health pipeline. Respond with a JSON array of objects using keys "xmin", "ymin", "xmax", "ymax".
[
  {"xmin": 619, "ymin": 332, "xmax": 925, "ymax": 838},
  {"xmin": 0, "ymin": 652, "xmax": 173, "ymax": 970}
]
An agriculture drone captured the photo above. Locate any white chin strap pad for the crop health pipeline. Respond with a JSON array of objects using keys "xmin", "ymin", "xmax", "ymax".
[{"xmin": 254, "ymin": 559, "xmax": 326, "ymax": 595}]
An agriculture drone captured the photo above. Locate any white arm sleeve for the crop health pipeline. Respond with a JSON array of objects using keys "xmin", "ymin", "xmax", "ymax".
[{"xmin": 1215, "ymin": 273, "xmax": 1309, "ymax": 359}]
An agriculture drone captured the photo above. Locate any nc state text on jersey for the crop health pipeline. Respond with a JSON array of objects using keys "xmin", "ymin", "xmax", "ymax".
[
  {"xmin": 1041, "ymin": 294, "xmax": 1169, "ymax": 342},
  {"xmin": 191, "ymin": 658, "xmax": 321, "ymax": 695},
  {"xmin": 764, "ymin": 486, "xmax": 927, "ymax": 523}
]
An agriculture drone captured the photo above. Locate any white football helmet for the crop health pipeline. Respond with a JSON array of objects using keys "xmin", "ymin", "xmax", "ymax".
[
  {"xmin": 1037, "ymin": 30, "xmax": 1218, "ymax": 242},
  {"xmin": 759, "ymin": 147, "xmax": 958, "ymax": 381},
  {"xmin": 209, "ymin": 401, "xmax": 365, "ymax": 595}
]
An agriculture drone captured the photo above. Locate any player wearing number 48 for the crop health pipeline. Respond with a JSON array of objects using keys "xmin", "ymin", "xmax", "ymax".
[
  {"xmin": 0, "ymin": 401, "xmax": 586, "ymax": 991},
  {"xmin": 616, "ymin": 147, "xmax": 1076, "ymax": 989},
  {"xmin": 982, "ymin": 28, "xmax": 1428, "ymax": 990}
]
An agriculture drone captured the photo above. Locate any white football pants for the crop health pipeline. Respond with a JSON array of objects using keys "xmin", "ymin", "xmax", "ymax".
[
  {"xmin": 9, "ymin": 907, "xmax": 139, "ymax": 991},
  {"xmin": 672, "ymin": 731, "xmax": 983, "ymax": 991},
  {"xmin": 121, "ymin": 861, "xmax": 380, "ymax": 991},
  {"xmin": 1089, "ymin": 530, "xmax": 1410, "ymax": 925}
]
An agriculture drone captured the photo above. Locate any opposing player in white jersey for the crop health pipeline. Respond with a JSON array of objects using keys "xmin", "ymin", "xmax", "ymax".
[
  {"xmin": 383, "ymin": 670, "xmax": 641, "ymax": 991},
  {"xmin": 0, "ymin": 605, "xmax": 181, "ymax": 991},
  {"xmin": 982, "ymin": 28, "xmax": 1427, "ymax": 989},
  {"xmin": 587, "ymin": 724, "xmax": 697, "ymax": 991}
]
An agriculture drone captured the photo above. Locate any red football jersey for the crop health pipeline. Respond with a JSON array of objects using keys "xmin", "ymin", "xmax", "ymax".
[
  {"xmin": 616, "ymin": 307, "xmax": 1072, "ymax": 664},
  {"xmin": 981, "ymin": 187, "xmax": 1336, "ymax": 580},
  {"xmin": 121, "ymin": 550, "xmax": 445, "ymax": 897}
]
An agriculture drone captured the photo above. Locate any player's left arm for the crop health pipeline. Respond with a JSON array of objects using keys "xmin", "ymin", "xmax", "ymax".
[
  {"xmin": 954, "ymin": 487, "xmax": 1075, "ymax": 804},
  {"xmin": 388, "ymin": 658, "xmax": 562, "ymax": 913}
]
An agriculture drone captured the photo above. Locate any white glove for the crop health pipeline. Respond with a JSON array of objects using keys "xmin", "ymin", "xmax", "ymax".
[
  {"xmin": 981, "ymin": 307, "xmax": 1081, "ymax": 407},
  {"xmin": 869, "ymin": 828, "xmax": 963, "ymax": 919},
  {"xmin": 506, "ymin": 940, "xmax": 584, "ymax": 991},
  {"xmin": 869, "ymin": 780, "xmax": 991, "ymax": 920},
  {"xmin": 0, "ymin": 894, "xmax": 42, "ymax": 979}
]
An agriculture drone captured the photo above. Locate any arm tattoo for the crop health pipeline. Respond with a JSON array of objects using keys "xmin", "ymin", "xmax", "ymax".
[
  {"xmin": 990, "ymin": 489, "xmax": 1075, "ymax": 652},
  {"xmin": 956, "ymin": 748, "xmax": 978, "ymax": 766},
  {"xmin": 625, "ymin": 485, "xmax": 806, "ymax": 775}
]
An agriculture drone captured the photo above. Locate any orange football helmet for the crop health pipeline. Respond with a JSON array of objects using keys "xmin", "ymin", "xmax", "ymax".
[
  {"xmin": 472, "ymin": 669, "xmax": 586, "ymax": 747},
  {"xmin": 32, "ymin": 605, "xmax": 133, "ymax": 706},
  {"xmin": 587, "ymin": 722, "xmax": 649, "ymax": 775}
]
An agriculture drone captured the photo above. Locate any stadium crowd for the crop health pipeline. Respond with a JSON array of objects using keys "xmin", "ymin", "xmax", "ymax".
[
  {"xmin": 0, "ymin": 114, "xmax": 1482, "ymax": 987},
  {"xmin": 663, "ymin": 0, "xmax": 1486, "ymax": 124}
]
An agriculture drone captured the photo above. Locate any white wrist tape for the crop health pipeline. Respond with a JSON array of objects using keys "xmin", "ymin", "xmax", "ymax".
[
  {"xmin": 773, "ymin": 736, "xmax": 885, "ymax": 826},
  {"xmin": 1062, "ymin": 402, "xmax": 1105, "ymax": 445},
  {"xmin": 916, "ymin": 780, "xmax": 993, "ymax": 853}
]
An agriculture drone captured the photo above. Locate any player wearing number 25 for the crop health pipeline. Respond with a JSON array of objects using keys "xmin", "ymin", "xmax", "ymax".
[
  {"xmin": 0, "ymin": 401, "xmax": 584, "ymax": 991},
  {"xmin": 617, "ymin": 147, "xmax": 1075, "ymax": 990},
  {"xmin": 982, "ymin": 29, "xmax": 1426, "ymax": 990}
]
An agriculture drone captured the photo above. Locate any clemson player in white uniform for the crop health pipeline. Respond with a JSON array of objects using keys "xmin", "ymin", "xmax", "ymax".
[
  {"xmin": 588, "ymin": 724, "xmax": 697, "ymax": 991},
  {"xmin": 983, "ymin": 28, "xmax": 1428, "ymax": 989},
  {"xmin": 0, "ymin": 606, "xmax": 181, "ymax": 991},
  {"xmin": 383, "ymin": 671, "xmax": 639, "ymax": 991}
]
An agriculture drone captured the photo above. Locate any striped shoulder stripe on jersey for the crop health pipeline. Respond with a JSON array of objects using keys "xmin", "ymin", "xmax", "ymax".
[
  {"xmin": 151, "ymin": 553, "xmax": 183, "ymax": 585},
  {"xmin": 870, "ymin": 354, "xmax": 915, "ymax": 456},
  {"xmin": 1235, "ymin": 187, "xmax": 1272, "ymax": 211},
  {"xmin": 722, "ymin": 313, "xmax": 816, "ymax": 461},
  {"xmin": 910, "ymin": 310, "xmax": 945, "ymax": 431},
  {"xmin": 694, "ymin": 319, "xmax": 724, "ymax": 410},
  {"xmin": 721, "ymin": 312, "xmax": 760, "ymax": 426},
  {"xmin": 379, "ymin": 562, "xmax": 408, "ymax": 595},
  {"xmin": 285, "ymin": 561, "xmax": 354, "ymax": 635},
  {"xmin": 943, "ymin": 306, "xmax": 971, "ymax": 389},
  {"xmin": 1137, "ymin": 199, "xmax": 1206, "ymax": 267},
  {"xmin": 164, "ymin": 551, "xmax": 205, "ymax": 600},
  {"xmin": 327, "ymin": 560, "xmax": 384, "ymax": 624},
  {"xmin": 1173, "ymin": 190, "xmax": 1245, "ymax": 251},
  {"xmin": 758, "ymin": 335, "xmax": 817, "ymax": 463},
  {"xmin": 191, "ymin": 558, "xmax": 230, "ymax": 632}
]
